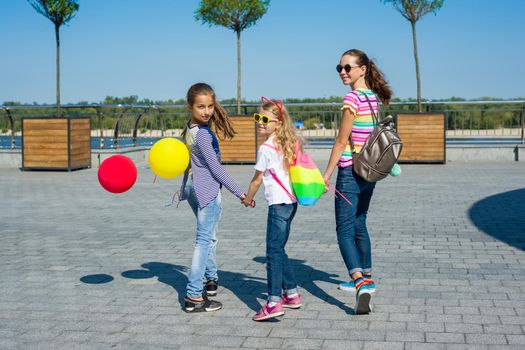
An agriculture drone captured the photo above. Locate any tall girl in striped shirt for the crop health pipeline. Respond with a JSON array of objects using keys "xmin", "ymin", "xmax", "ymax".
[
  {"xmin": 180, "ymin": 83, "xmax": 248, "ymax": 313},
  {"xmin": 323, "ymin": 49, "xmax": 392, "ymax": 314}
]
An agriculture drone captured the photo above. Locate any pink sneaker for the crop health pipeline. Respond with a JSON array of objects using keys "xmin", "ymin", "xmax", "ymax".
[
  {"xmin": 252, "ymin": 302, "xmax": 285, "ymax": 321},
  {"xmin": 282, "ymin": 293, "xmax": 302, "ymax": 309}
]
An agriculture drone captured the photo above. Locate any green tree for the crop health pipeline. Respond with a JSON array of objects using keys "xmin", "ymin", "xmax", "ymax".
[
  {"xmin": 28, "ymin": 0, "xmax": 79, "ymax": 117},
  {"xmin": 382, "ymin": 0, "xmax": 444, "ymax": 112},
  {"xmin": 195, "ymin": 0, "xmax": 270, "ymax": 114}
]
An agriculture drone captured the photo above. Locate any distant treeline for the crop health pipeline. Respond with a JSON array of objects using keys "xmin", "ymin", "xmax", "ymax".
[
  {"xmin": 3, "ymin": 95, "xmax": 525, "ymax": 106},
  {"xmin": 2, "ymin": 95, "xmax": 524, "ymax": 133}
]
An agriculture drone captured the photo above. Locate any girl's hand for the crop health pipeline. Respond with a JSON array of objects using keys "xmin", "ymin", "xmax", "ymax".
[
  {"xmin": 323, "ymin": 174, "xmax": 331, "ymax": 193},
  {"xmin": 242, "ymin": 197, "xmax": 255, "ymax": 208}
]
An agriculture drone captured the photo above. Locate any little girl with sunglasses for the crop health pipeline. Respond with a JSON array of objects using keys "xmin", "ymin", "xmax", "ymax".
[
  {"xmin": 179, "ymin": 82, "xmax": 249, "ymax": 313},
  {"xmin": 243, "ymin": 97, "xmax": 303, "ymax": 321}
]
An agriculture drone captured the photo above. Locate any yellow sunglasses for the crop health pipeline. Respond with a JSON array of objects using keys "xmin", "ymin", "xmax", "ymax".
[{"xmin": 253, "ymin": 113, "xmax": 279, "ymax": 125}]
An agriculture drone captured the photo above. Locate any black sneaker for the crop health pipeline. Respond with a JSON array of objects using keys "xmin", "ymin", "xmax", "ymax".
[
  {"xmin": 204, "ymin": 280, "xmax": 218, "ymax": 296},
  {"xmin": 184, "ymin": 295, "xmax": 222, "ymax": 313},
  {"xmin": 355, "ymin": 286, "xmax": 372, "ymax": 315}
]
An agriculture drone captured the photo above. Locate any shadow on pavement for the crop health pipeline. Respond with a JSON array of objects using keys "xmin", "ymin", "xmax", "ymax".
[
  {"xmin": 253, "ymin": 256, "xmax": 355, "ymax": 315},
  {"xmin": 121, "ymin": 262, "xmax": 188, "ymax": 306},
  {"xmin": 80, "ymin": 258, "xmax": 355, "ymax": 314},
  {"xmin": 469, "ymin": 188, "xmax": 525, "ymax": 250},
  {"xmin": 80, "ymin": 274, "xmax": 114, "ymax": 284},
  {"xmin": 120, "ymin": 262, "xmax": 268, "ymax": 312}
]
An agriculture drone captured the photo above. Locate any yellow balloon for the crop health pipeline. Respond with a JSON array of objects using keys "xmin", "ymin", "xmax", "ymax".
[{"xmin": 148, "ymin": 138, "xmax": 190, "ymax": 179}]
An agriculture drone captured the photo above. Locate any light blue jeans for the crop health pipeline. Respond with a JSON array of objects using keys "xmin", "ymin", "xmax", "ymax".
[{"xmin": 185, "ymin": 179, "xmax": 221, "ymax": 298}]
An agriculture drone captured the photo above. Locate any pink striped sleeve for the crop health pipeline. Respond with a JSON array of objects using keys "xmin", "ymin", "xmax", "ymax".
[{"xmin": 341, "ymin": 91, "xmax": 359, "ymax": 115}]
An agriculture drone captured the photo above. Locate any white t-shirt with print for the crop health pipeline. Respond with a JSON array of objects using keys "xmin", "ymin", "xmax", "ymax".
[{"xmin": 254, "ymin": 137, "xmax": 296, "ymax": 206}]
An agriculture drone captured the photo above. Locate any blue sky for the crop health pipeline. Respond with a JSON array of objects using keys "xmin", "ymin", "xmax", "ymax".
[{"xmin": 1, "ymin": 0, "xmax": 524, "ymax": 104}]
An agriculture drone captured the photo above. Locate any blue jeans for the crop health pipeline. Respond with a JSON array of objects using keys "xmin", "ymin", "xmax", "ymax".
[
  {"xmin": 266, "ymin": 203, "xmax": 299, "ymax": 302},
  {"xmin": 335, "ymin": 166, "xmax": 376, "ymax": 276},
  {"xmin": 185, "ymin": 179, "xmax": 221, "ymax": 298}
]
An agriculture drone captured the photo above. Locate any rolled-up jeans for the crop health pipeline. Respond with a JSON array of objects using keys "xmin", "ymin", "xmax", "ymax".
[
  {"xmin": 335, "ymin": 166, "xmax": 376, "ymax": 276},
  {"xmin": 266, "ymin": 203, "xmax": 299, "ymax": 302},
  {"xmin": 185, "ymin": 179, "xmax": 221, "ymax": 298}
]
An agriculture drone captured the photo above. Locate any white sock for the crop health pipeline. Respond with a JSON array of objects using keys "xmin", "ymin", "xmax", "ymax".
[
  {"xmin": 268, "ymin": 301, "xmax": 279, "ymax": 307},
  {"xmin": 286, "ymin": 293, "xmax": 298, "ymax": 298}
]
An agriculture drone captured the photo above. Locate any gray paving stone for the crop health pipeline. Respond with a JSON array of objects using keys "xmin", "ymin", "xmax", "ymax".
[
  {"xmin": 483, "ymin": 324, "xmax": 523, "ymax": 334},
  {"xmin": 506, "ymin": 334, "xmax": 525, "ymax": 345},
  {"xmin": 462, "ymin": 315, "xmax": 501, "ymax": 324},
  {"xmin": 426, "ymin": 314, "xmax": 463, "ymax": 323},
  {"xmin": 368, "ymin": 321, "xmax": 406, "ymax": 331},
  {"xmin": 281, "ymin": 338, "xmax": 323, "ymax": 349},
  {"xmin": 444, "ymin": 323, "xmax": 483, "ymax": 333},
  {"xmin": 385, "ymin": 331, "xmax": 424, "ymax": 342},
  {"xmin": 241, "ymin": 337, "xmax": 284, "ymax": 348},
  {"xmin": 1, "ymin": 161, "xmax": 525, "ymax": 349},
  {"xmin": 445, "ymin": 345, "xmax": 489, "ymax": 350},
  {"xmin": 500, "ymin": 316, "xmax": 525, "ymax": 325},
  {"xmin": 407, "ymin": 322, "xmax": 445, "ymax": 333},
  {"xmin": 361, "ymin": 341, "xmax": 404, "ymax": 350},
  {"xmin": 405, "ymin": 343, "xmax": 447, "ymax": 350},
  {"xmin": 426, "ymin": 332, "xmax": 465, "ymax": 343},
  {"xmin": 465, "ymin": 334, "xmax": 507, "ymax": 345}
]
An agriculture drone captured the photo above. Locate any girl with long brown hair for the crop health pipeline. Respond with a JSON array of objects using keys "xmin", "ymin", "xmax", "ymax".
[{"xmin": 179, "ymin": 82, "xmax": 247, "ymax": 313}]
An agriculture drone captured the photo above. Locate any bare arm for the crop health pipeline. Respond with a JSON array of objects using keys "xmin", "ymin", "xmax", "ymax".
[
  {"xmin": 243, "ymin": 170, "xmax": 264, "ymax": 207},
  {"xmin": 323, "ymin": 108, "xmax": 355, "ymax": 186}
]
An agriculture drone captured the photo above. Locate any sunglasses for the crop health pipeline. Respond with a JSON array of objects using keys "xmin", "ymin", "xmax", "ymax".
[
  {"xmin": 253, "ymin": 113, "xmax": 278, "ymax": 125},
  {"xmin": 336, "ymin": 64, "xmax": 360, "ymax": 73},
  {"xmin": 261, "ymin": 96, "xmax": 283, "ymax": 121}
]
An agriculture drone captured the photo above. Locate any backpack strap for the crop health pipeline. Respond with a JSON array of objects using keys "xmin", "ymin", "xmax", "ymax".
[
  {"xmin": 349, "ymin": 90, "xmax": 379, "ymax": 152},
  {"xmin": 267, "ymin": 170, "xmax": 297, "ymax": 201},
  {"xmin": 361, "ymin": 91, "xmax": 379, "ymax": 124},
  {"xmin": 260, "ymin": 143, "xmax": 297, "ymax": 201}
]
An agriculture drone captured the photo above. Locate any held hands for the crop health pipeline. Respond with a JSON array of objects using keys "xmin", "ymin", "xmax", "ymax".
[
  {"xmin": 244, "ymin": 198, "xmax": 256, "ymax": 208},
  {"xmin": 240, "ymin": 194, "xmax": 256, "ymax": 208}
]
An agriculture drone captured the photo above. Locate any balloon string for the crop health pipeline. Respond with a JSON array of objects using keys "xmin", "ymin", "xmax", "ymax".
[
  {"xmin": 153, "ymin": 175, "xmax": 157, "ymax": 184},
  {"xmin": 164, "ymin": 191, "xmax": 182, "ymax": 208},
  {"xmin": 175, "ymin": 191, "xmax": 181, "ymax": 208}
]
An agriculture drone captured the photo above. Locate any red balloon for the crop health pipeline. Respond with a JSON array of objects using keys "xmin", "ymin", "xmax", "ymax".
[{"xmin": 98, "ymin": 155, "xmax": 137, "ymax": 194}]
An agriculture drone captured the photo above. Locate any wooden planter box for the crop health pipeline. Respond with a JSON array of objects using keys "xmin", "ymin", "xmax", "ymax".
[
  {"xmin": 22, "ymin": 117, "xmax": 91, "ymax": 170},
  {"xmin": 218, "ymin": 115, "xmax": 258, "ymax": 164},
  {"xmin": 396, "ymin": 113, "xmax": 446, "ymax": 164}
]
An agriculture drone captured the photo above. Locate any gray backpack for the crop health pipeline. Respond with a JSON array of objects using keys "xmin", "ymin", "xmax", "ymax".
[{"xmin": 349, "ymin": 93, "xmax": 403, "ymax": 182}]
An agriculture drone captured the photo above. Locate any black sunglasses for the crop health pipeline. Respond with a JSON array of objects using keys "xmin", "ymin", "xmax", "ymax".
[{"xmin": 336, "ymin": 64, "xmax": 360, "ymax": 73}]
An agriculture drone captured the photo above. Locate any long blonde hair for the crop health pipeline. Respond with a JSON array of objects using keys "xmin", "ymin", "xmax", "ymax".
[
  {"xmin": 261, "ymin": 100, "xmax": 302, "ymax": 165},
  {"xmin": 183, "ymin": 82, "xmax": 236, "ymax": 140}
]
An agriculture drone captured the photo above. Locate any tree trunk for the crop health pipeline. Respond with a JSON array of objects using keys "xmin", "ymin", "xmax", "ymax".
[
  {"xmin": 236, "ymin": 30, "xmax": 241, "ymax": 115},
  {"xmin": 55, "ymin": 24, "xmax": 61, "ymax": 118},
  {"xmin": 411, "ymin": 20, "xmax": 422, "ymax": 112}
]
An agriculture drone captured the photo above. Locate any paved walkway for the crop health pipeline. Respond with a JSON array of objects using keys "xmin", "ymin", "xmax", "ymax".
[{"xmin": 1, "ymin": 159, "xmax": 524, "ymax": 350}]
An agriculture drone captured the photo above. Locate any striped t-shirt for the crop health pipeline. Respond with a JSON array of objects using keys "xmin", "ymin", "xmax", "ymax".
[
  {"xmin": 180, "ymin": 124, "xmax": 244, "ymax": 209},
  {"xmin": 338, "ymin": 89, "xmax": 379, "ymax": 168}
]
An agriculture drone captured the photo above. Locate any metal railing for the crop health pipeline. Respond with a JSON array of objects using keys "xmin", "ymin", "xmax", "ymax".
[{"xmin": 2, "ymin": 100, "xmax": 524, "ymax": 149}]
